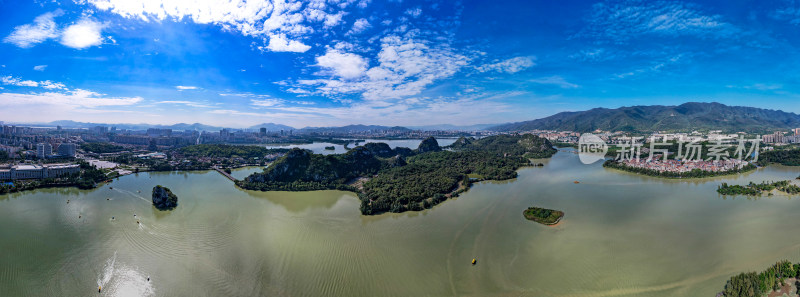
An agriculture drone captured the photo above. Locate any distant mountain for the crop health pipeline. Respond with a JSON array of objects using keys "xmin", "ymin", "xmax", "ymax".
[
  {"xmin": 247, "ymin": 123, "xmax": 296, "ymax": 131},
  {"xmin": 297, "ymin": 124, "xmax": 411, "ymax": 134},
  {"xmin": 43, "ymin": 121, "xmax": 225, "ymax": 131},
  {"xmin": 489, "ymin": 102, "xmax": 800, "ymax": 133},
  {"xmin": 406, "ymin": 123, "xmax": 499, "ymax": 131}
]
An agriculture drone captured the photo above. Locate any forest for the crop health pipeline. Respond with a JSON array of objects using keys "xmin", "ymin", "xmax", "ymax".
[
  {"xmin": 722, "ymin": 260, "xmax": 797, "ymax": 297},
  {"xmin": 758, "ymin": 149, "xmax": 800, "ymax": 166},
  {"xmin": 240, "ymin": 135, "xmax": 557, "ymax": 215},
  {"xmin": 177, "ymin": 144, "xmax": 288, "ymax": 159},
  {"xmin": 81, "ymin": 142, "xmax": 126, "ymax": 153},
  {"xmin": 717, "ymin": 180, "xmax": 800, "ymax": 196}
]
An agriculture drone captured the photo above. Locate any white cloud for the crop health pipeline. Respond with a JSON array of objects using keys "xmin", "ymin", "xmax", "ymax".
[
  {"xmin": 156, "ymin": 100, "xmax": 212, "ymax": 108},
  {"xmin": 3, "ymin": 11, "xmax": 61, "ymax": 48},
  {"xmin": 40, "ymin": 80, "xmax": 67, "ymax": 90},
  {"xmin": 251, "ymin": 98, "xmax": 284, "ymax": 107},
  {"xmin": 529, "ymin": 76, "xmax": 579, "ymax": 89},
  {"xmin": 1, "ymin": 76, "xmax": 40, "ymax": 87},
  {"xmin": 263, "ymin": 33, "xmax": 311, "ymax": 53},
  {"xmin": 33, "ymin": 65, "xmax": 48, "ymax": 71},
  {"xmin": 175, "ymin": 85, "xmax": 199, "ymax": 90},
  {"xmin": 315, "ymin": 49, "xmax": 369, "ymax": 79},
  {"xmin": 405, "ymin": 8, "xmax": 422, "ymax": 18},
  {"xmin": 0, "ymin": 89, "xmax": 141, "ymax": 108},
  {"xmin": 84, "ymin": 0, "xmax": 364, "ymax": 52},
  {"xmin": 478, "ymin": 56, "xmax": 535, "ymax": 73},
  {"xmin": 583, "ymin": 0, "xmax": 737, "ymax": 43},
  {"xmin": 349, "ymin": 18, "xmax": 370, "ymax": 34},
  {"xmin": 297, "ymin": 34, "xmax": 468, "ymax": 100},
  {"xmin": 60, "ymin": 18, "xmax": 106, "ymax": 49}
]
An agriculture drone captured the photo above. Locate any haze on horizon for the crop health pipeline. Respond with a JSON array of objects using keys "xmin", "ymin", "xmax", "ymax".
[{"xmin": 2, "ymin": 0, "xmax": 800, "ymax": 128}]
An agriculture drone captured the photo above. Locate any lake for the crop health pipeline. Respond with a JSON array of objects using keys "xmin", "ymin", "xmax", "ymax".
[
  {"xmin": 262, "ymin": 138, "xmax": 459, "ymax": 155},
  {"xmin": 1, "ymin": 149, "xmax": 799, "ymax": 296}
]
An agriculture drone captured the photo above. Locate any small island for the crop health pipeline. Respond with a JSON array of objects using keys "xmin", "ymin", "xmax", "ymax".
[
  {"xmin": 523, "ymin": 206, "xmax": 564, "ymax": 225},
  {"xmin": 717, "ymin": 180, "xmax": 800, "ymax": 196},
  {"xmin": 152, "ymin": 185, "xmax": 178, "ymax": 210},
  {"xmin": 324, "ymin": 146, "xmax": 335, "ymax": 150}
]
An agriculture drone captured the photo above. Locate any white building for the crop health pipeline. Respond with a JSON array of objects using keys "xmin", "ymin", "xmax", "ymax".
[
  {"xmin": 0, "ymin": 164, "xmax": 80, "ymax": 181},
  {"xmin": 36, "ymin": 143, "xmax": 52, "ymax": 159}
]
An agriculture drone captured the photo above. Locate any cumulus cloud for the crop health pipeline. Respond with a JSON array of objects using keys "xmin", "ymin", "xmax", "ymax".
[
  {"xmin": 315, "ymin": 49, "xmax": 369, "ymax": 79},
  {"xmin": 60, "ymin": 18, "xmax": 106, "ymax": 49},
  {"xmin": 84, "ymin": 0, "xmax": 362, "ymax": 52},
  {"xmin": 3, "ymin": 11, "xmax": 61, "ymax": 48},
  {"xmin": 263, "ymin": 33, "xmax": 311, "ymax": 52},
  {"xmin": 1, "ymin": 76, "xmax": 41, "ymax": 87},
  {"xmin": 478, "ymin": 56, "xmax": 535, "ymax": 73},
  {"xmin": 349, "ymin": 18, "xmax": 370, "ymax": 34},
  {"xmin": 297, "ymin": 34, "xmax": 469, "ymax": 100}
]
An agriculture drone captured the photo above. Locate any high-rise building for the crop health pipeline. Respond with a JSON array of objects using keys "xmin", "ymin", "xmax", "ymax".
[
  {"xmin": 794, "ymin": 128, "xmax": 800, "ymax": 136},
  {"xmin": 36, "ymin": 143, "xmax": 52, "ymax": 159},
  {"xmin": 259, "ymin": 127, "xmax": 267, "ymax": 136},
  {"xmin": 57, "ymin": 143, "xmax": 77, "ymax": 157}
]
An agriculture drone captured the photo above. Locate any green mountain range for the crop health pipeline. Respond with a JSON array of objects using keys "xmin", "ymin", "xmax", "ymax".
[{"xmin": 489, "ymin": 102, "xmax": 800, "ymax": 133}]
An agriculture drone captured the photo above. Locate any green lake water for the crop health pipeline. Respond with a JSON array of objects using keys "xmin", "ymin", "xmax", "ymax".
[{"xmin": 1, "ymin": 149, "xmax": 800, "ymax": 296}]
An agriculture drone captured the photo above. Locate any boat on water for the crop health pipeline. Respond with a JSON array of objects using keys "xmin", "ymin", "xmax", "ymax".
[
  {"xmin": 573, "ymin": 181, "xmax": 580, "ymax": 184},
  {"xmin": 472, "ymin": 258, "xmax": 477, "ymax": 265}
]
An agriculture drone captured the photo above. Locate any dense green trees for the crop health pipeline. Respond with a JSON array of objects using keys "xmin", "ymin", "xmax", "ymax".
[
  {"xmin": 177, "ymin": 144, "xmax": 287, "ymax": 158},
  {"xmin": 723, "ymin": 260, "xmax": 795, "ymax": 297},
  {"xmin": 81, "ymin": 142, "xmax": 125, "ymax": 153},
  {"xmin": 523, "ymin": 206, "xmax": 564, "ymax": 225},
  {"xmin": 758, "ymin": 149, "xmax": 800, "ymax": 166},
  {"xmin": 717, "ymin": 180, "xmax": 800, "ymax": 196},
  {"xmin": 447, "ymin": 134, "xmax": 557, "ymax": 158},
  {"xmin": 240, "ymin": 135, "xmax": 558, "ymax": 215},
  {"xmin": 358, "ymin": 151, "xmax": 528, "ymax": 214}
]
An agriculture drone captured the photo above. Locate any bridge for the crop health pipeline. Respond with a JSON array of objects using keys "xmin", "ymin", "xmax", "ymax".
[{"xmin": 213, "ymin": 166, "xmax": 237, "ymax": 182}]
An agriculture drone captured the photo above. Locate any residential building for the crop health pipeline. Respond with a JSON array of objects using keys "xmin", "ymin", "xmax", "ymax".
[
  {"xmin": 36, "ymin": 143, "xmax": 52, "ymax": 159},
  {"xmin": 57, "ymin": 143, "xmax": 77, "ymax": 157}
]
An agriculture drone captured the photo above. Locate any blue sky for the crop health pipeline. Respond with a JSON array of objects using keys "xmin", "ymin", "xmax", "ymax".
[{"xmin": 1, "ymin": 0, "xmax": 799, "ymax": 128}]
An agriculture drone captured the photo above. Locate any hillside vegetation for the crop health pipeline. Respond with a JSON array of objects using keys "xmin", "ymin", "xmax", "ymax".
[{"xmin": 490, "ymin": 102, "xmax": 800, "ymax": 133}]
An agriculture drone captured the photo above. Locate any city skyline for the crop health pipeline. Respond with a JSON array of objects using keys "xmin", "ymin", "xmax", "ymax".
[{"xmin": 2, "ymin": 0, "xmax": 800, "ymax": 127}]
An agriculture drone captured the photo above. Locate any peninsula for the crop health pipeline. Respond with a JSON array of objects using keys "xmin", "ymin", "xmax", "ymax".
[{"xmin": 238, "ymin": 135, "xmax": 557, "ymax": 215}]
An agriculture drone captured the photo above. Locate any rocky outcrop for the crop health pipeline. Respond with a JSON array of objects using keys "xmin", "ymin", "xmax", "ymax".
[
  {"xmin": 363, "ymin": 142, "xmax": 395, "ymax": 158},
  {"xmin": 152, "ymin": 185, "xmax": 178, "ymax": 210},
  {"xmin": 388, "ymin": 155, "xmax": 407, "ymax": 167},
  {"xmin": 416, "ymin": 136, "xmax": 441, "ymax": 153}
]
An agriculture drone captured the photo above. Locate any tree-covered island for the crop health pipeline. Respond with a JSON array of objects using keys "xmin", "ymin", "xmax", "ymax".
[
  {"xmin": 152, "ymin": 185, "xmax": 178, "ymax": 210},
  {"xmin": 237, "ymin": 135, "xmax": 557, "ymax": 215},
  {"xmin": 523, "ymin": 206, "xmax": 564, "ymax": 225},
  {"xmin": 717, "ymin": 180, "xmax": 800, "ymax": 196}
]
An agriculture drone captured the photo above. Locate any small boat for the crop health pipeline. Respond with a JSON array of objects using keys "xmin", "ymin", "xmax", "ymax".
[
  {"xmin": 111, "ymin": 216, "xmax": 114, "ymax": 220},
  {"xmin": 109, "ymin": 187, "xmax": 113, "ymax": 190},
  {"xmin": 79, "ymin": 215, "xmax": 81, "ymax": 218},
  {"xmin": 573, "ymin": 181, "xmax": 580, "ymax": 184},
  {"xmin": 67, "ymin": 200, "xmax": 70, "ymax": 204},
  {"xmin": 137, "ymin": 220, "xmax": 140, "ymax": 224},
  {"xmin": 98, "ymin": 286, "xmax": 102, "ymax": 293},
  {"xmin": 471, "ymin": 258, "xmax": 477, "ymax": 265},
  {"xmin": 147, "ymin": 276, "xmax": 150, "ymax": 282},
  {"xmin": 106, "ymin": 198, "xmax": 110, "ymax": 201}
]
